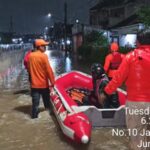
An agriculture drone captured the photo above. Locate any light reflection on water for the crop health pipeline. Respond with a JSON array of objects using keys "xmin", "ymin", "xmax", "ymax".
[
  {"xmin": 65, "ymin": 56, "xmax": 72, "ymax": 73},
  {"xmin": 45, "ymin": 50, "xmax": 72, "ymax": 76},
  {"xmin": 0, "ymin": 50, "xmax": 73, "ymax": 90},
  {"xmin": 0, "ymin": 50, "xmax": 25, "ymax": 90}
]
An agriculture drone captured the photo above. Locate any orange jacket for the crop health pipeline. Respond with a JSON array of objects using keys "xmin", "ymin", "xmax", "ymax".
[
  {"xmin": 104, "ymin": 52, "xmax": 124, "ymax": 78},
  {"xmin": 28, "ymin": 50, "xmax": 55, "ymax": 88},
  {"xmin": 105, "ymin": 45, "xmax": 150, "ymax": 102}
]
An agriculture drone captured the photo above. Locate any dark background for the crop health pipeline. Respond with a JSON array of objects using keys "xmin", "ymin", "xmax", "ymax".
[{"xmin": 0, "ymin": 0, "xmax": 98, "ymax": 34}]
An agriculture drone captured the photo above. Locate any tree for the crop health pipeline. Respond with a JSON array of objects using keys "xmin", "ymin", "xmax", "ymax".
[
  {"xmin": 77, "ymin": 31, "xmax": 109, "ymax": 63},
  {"xmin": 138, "ymin": 6, "xmax": 150, "ymax": 27},
  {"xmin": 84, "ymin": 31, "xmax": 108, "ymax": 47}
]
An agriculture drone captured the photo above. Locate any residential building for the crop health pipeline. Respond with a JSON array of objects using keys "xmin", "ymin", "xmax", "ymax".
[{"xmin": 90, "ymin": 0, "xmax": 150, "ymax": 29}]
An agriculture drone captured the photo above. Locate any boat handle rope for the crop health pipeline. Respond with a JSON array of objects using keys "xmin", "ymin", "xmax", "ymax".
[{"xmin": 51, "ymin": 86, "xmax": 74, "ymax": 113}]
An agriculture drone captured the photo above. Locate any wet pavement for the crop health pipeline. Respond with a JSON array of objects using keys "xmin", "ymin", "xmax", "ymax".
[{"xmin": 0, "ymin": 49, "xmax": 129, "ymax": 150}]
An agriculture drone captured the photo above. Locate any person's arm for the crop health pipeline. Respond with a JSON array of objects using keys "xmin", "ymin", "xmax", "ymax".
[
  {"xmin": 24, "ymin": 51, "xmax": 31, "ymax": 71},
  {"xmin": 27, "ymin": 53, "xmax": 31, "ymax": 73},
  {"xmin": 44, "ymin": 55, "xmax": 55, "ymax": 86},
  {"xmin": 97, "ymin": 79, "xmax": 109, "ymax": 106},
  {"xmin": 121, "ymin": 53, "xmax": 125, "ymax": 60},
  {"xmin": 104, "ymin": 56, "xmax": 130, "ymax": 94}
]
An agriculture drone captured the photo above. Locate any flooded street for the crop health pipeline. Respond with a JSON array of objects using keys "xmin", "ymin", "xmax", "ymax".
[{"xmin": 0, "ymin": 49, "xmax": 129, "ymax": 150}]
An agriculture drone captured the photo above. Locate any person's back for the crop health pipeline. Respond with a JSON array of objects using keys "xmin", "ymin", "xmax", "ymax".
[
  {"xmin": 29, "ymin": 50, "xmax": 54, "ymax": 88},
  {"xmin": 109, "ymin": 51, "xmax": 122, "ymax": 69},
  {"xmin": 124, "ymin": 45, "xmax": 150, "ymax": 101},
  {"xmin": 104, "ymin": 42, "xmax": 124, "ymax": 79},
  {"xmin": 28, "ymin": 39, "xmax": 55, "ymax": 119}
]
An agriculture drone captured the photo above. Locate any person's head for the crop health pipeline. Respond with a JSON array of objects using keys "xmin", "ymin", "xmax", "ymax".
[
  {"xmin": 137, "ymin": 29, "xmax": 150, "ymax": 46},
  {"xmin": 91, "ymin": 63, "xmax": 105, "ymax": 80},
  {"xmin": 34, "ymin": 39, "xmax": 49, "ymax": 52},
  {"xmin": 110, "ymin": 42, "xmax": 119, "ymax": 52}
]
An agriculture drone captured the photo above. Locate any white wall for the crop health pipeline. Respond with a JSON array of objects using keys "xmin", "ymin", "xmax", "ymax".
[{"xmin": 119, "ymin": 34, "xmax": 137, "ymax": 47}]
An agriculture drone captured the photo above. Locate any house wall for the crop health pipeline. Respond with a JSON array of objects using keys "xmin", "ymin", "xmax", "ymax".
[
  {"xmin": 72, "ymin": 34, "xmax": 83, "ymax": 53},
  {"xmin": 89, "ymin": 0, "xmax": 149, "ymax": 28}
]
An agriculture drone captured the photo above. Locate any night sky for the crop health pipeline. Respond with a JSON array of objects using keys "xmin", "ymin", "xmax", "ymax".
[{"xmin": 0, "ymin": 0, "xmax": 98, "ymax": 34}]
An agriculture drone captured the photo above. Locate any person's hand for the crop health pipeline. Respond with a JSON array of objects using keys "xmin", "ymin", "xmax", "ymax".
[
  {"xmin": 98, "ymin": 92, "xmax": 107, "ymax": 106},
  {"xmin": 50, "ymin": 84, "xmax": 54, "ymax": 88}
]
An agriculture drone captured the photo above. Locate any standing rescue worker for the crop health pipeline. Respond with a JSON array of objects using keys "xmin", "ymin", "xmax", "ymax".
[
  {"xmin": 104, "ymin": 42, "xmax": 124, "ymax": 79},
  {"xmin": 28, "ymin": 39, "xmax": 55, "ymax": 119},
  {"xmin": 103, "ymin": 30, "xmax": 150, "ymax": 150}
]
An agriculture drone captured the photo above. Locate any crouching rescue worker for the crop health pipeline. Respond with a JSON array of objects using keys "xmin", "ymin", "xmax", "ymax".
[
  {"xmin": 28, "ymin": 39, "xmax": 55, "ymax": 119},
  {"xmin": 104, "ymin": 42, "xmax": 124, "ymax": 80},
  {"xmin": 91, "ymin": 63, "xmax": 119, "ymax": 108}
]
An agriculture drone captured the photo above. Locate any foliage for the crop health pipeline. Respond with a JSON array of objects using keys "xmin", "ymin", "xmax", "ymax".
[
  {"xmin": 77, "ymin": 44, "xmax": 92, "ymax": 60},
  {"xmin": 77, "ymin": 31, "xmax": 132, "ymax": 65},
  {"xmin": 77, "ymin": 45, "xmax": 132, "ymax": 65},
  {"xmin": 137, "ymin": 6, "xmax": 150, "ymax": 27},
  {"xmin": 84, "ymin": 31, "xmax": 108, "ymax": 47},
  {"xmin": 78, "ymin": 45, "xmax": 108, "ymax": 64},
  {"xmin": 119, "ymin": 47, "xmax": 133, "ymax": 54}
]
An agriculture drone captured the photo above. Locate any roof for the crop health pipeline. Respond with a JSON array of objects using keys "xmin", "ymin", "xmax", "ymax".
[
  {"xmin": 109, "ymin": 14, "xmax": 139, "ymax": 29},
  {"xmin": 90, "ymin": 0, "xmax": 136, "ymax": 11}
]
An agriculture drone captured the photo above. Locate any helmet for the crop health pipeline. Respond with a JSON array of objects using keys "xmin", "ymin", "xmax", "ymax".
[
  {"xmin": 35, "ymin": 39, "xmax": 49, "ymax": 47},
  {"xmin": 91, "ymin": 63, "xmax": 105, "ymax": 79},
  {"xmin": 110, "ymin": 42, "xmax": 119, "ymax": 52}
]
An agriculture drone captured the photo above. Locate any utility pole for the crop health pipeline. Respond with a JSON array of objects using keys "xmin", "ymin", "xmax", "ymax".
[
  {"xmin": 8, "ymin": 16, "xmax": 14, "ymax": 43},
  {"xmin": 64, "ymin": 1, "xmax": 67, "ymax": 56},
  {"xmin": 9, "ymin": 16, "xmax": 14, "ymax": 33}
]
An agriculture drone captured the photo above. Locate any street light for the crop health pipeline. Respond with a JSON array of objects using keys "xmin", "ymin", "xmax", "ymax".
[
  {"xmin": 45, "ymin": 26, "xmax": 48, "ymax": 30},
  {"xmin": 76, "ymin": 19, "xmax": 79, "ymax": 23},
  {"xmin": 48, "ymin": 13, "xmax": 52, "ymax": 18},
  {"xmin": 45, "ymin": 10, "xmax": 69, "ymax": 55},
  {"xmin": 43, "ymin": 26, "xmax": 49, "ymax": 40}
]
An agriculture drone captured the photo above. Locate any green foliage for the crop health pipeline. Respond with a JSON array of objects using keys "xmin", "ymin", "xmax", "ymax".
[
  {"xmin": 119, "ymin": 47, "xmax": 133, "ymax": 54},
  {"xmin": 78, "ymin": 45, "xmax": 109, "ymax": 64},
  {"xmin": 77, "ymin": 31, "xmax": 132, "ymax": 65},
  {"xmin": 77, "ymin": 44, "xmax": 92, "ymax": 59},
  {"xmin": 84, "ymin": 31, "xmax": 108, "ymax": 47},
  {"xmin": 90, "ymin": 46, "xmax": 109, "ymax": 65},
  {"xmin": 77, "ymin": 45, "xmax": 132, "ymax": 65},
  {"xmin": 138, "ymin": 6, "xmax": 150, "ymax": 27}
]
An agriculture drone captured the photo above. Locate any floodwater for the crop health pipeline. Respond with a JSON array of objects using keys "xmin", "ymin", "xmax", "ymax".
[{"xmin": 0, "ymin": 49, "xmax": 129, "ymax": 150}]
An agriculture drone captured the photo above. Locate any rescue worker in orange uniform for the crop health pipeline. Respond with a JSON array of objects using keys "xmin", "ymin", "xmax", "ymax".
[
  {"xmin": 104, "ymin": 42, "xmax": 124, "ymax": 79},
  {"xmin": 103, "ymin": 29, "xmax": 150, "ymax": 150},
  {"xmin": 28, "ymin": 39, "xmax": 55, "ymax": 118}
]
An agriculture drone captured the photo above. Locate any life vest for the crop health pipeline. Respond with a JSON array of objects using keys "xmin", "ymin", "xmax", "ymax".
[
  {"xmin": 68, "ymin": 88, "xmax": 89, "ymax": 105},
  {"xmin": 109, "ymin": 52, "xmax": 122, "ymax": 70},
  {"xmin": 70, "ymin": 90, "xmax": 85, "ymax": 102}
]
